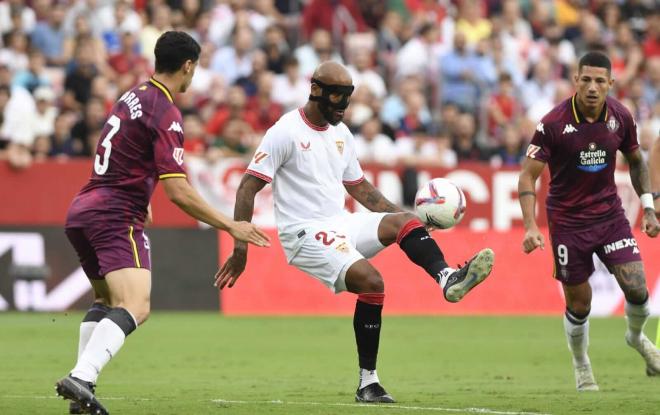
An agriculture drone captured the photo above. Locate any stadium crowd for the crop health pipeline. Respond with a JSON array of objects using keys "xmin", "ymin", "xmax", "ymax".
[{"xmin": 0, "ymin": 0, "xmax": 657, "ymax": 171}]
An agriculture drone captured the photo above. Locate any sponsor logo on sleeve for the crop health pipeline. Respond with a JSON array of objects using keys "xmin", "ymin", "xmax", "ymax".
[
  {"xmin": 526, "ymin": 144, "xmax": 541, "ymax": 159},
  {"xmin": 168, "ymin": 121, "xmax": 184, "ymax": 133},
  {"xmin": 173, "ymin": 148, "xmax": 184, "ymax": 165},
  {"xmin": 253, "ymin": 151, "xmax": 269, "ymax": 164}
]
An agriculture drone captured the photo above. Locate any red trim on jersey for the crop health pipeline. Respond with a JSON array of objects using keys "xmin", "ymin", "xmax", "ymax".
[
  {"xmin": 246, "ymin": 169, "xmax": 272, "ymax": 183},
  {"xmin": 343, "ymin": 176, "xmax": 365, "ymax": 186},
  {"xmin": 396, "ymin": 219, "xmax": 425, "ymax": 245},
  {"xmin": 357, "ymin": 293, "xmax": 385, "ymax": 305},
  {"xmin": 298, "ymin": 108, "xmax": 329, "ymax": 131}
]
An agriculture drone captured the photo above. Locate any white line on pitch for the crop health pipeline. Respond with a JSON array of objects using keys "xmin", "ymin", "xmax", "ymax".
[{"xmin": 212, "ymin": 398, "xmax": 552, "ymax": 415}]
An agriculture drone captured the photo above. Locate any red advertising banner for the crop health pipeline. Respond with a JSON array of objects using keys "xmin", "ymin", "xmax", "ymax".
[{"xmin": 219, "ymin": 228, "xmax": 660, "ymax": 316}]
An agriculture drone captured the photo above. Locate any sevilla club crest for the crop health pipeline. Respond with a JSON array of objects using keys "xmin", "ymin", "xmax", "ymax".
[{"xmin": 335, "ymin": 140, "xmax": 344, "ymax": 155}]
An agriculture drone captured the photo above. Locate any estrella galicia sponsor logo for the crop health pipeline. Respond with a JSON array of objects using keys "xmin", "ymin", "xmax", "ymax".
[
  {"xmin": 577, "ymin": 142, "xmax": 607, "ymax": 172},
  {"xmin": 603, "ymin": 238, "xmax": 639, "ymax": 255}
]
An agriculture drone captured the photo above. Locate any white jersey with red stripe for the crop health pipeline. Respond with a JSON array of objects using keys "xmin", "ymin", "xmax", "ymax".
[{"xmin": 246, "ymin": 108, "xmax": 365, "ymax": 259}]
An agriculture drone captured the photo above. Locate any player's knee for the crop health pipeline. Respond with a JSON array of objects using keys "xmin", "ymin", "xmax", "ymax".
[
  {"xmin": 566, "ymin": 304, "xmax": 590, "ymax": 319},
  {"xmin": 623, "ymin": 287, "xmax": 648, "ymax": 305},
  {"xmin": 119, "ymin": 300, "xmax": 150, "ymax": 325},
  {"xmin": 363, "ymin": 272, "xmax": 384, "ymax": 293}
]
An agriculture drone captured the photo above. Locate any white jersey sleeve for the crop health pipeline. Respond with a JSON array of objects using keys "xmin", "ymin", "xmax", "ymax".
[
  {"xmin": 246, "ymin": 122, "xmax": 292, "ymax": 183},
  {"xmin": 341, "ymin": 128, "xmax": 365, "ymax": 185}
]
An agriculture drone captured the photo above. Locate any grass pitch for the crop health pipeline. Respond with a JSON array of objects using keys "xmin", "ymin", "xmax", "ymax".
[{"xmin": 1, "ymin": 312, "xmax": 659, "ymax": 415}]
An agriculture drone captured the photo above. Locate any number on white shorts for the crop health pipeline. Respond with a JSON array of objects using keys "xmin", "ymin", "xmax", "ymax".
[
  {"xmin": 557, "ymin": 244, "xmax": 568, "ymax": 266},
  {"xmin": 94, "ymin": 115, "xmax": 121, "ymax": 175}
]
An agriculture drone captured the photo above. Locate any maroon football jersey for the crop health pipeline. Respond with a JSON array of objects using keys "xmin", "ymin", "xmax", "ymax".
[
  {"xmin": 527, "ymin": 95, "xmax": 638, "ymax": 230},
  {"xmin": 67, "ymin": 78, "xmax": 187, "ymax": 226}
]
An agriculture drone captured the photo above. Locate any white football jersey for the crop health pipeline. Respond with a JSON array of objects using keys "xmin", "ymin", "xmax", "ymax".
[{"xmin": 246, "ymin": 108, "xmax": 364, "ymax": 251}]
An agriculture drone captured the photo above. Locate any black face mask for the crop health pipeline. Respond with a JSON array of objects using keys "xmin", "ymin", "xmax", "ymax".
[{"xmin": 309, "ymin": 78, "xmax": 354, "ymax": 125}]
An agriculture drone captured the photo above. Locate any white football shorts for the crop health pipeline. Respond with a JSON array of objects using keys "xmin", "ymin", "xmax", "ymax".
[{"xmin": 283, "ymin": 211, "xmax": 389, "ymax": 293}]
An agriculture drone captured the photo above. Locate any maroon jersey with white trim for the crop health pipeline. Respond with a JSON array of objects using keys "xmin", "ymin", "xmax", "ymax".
[
  {"xmin": 527, "ymin": 95, "xmax": 638, "ymax": 230},
  {"xmin": 67, "ymin": 79, "xmax": 186, "ymax": 226}
]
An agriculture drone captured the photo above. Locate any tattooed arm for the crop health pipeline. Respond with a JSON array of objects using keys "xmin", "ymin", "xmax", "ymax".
[
  {"xmin": 624, "ymin": 149, "xmax": 660, "ymax": 237},
  {"xmin": 345, "ymin": 179, "xmax": 403, "ymax": 213}
]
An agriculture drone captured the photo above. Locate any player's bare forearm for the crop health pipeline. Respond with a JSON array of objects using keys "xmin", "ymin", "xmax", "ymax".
[
  {"xmin": 625, "ymin": 150, "xmax": 652, "ymax": 197},
  {"xmin": 345, "ymin": 179, "xmax": 403, "ymax": 213},
  {"xmin": 232, "ymin": 174, "xmax": 267, "ymax": 252},
  {"xmin": 162, "ymin": 177, "xmax": 234, "ymax": 231},
  {"xmin": 518, "ymin": 158, "xmax": 544, "ymax": 230}
]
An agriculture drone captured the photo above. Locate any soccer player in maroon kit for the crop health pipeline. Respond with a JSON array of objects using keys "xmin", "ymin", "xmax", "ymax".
[
  {"xmin": 519, "ymin": 51, "xmax": 660, "ymax": 391},
  {"xmin": 55, "ymin": 32, "xmax": 270, "ymax": 415}
]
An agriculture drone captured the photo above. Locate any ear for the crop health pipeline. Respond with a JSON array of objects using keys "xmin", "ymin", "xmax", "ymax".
[
  {"xmin": 183, "ymin": 60, "xmax": 193, "ymax": 74},
  {"xmin": 310, "ymin": 82, "xmax": 320, "ymax": 96}
]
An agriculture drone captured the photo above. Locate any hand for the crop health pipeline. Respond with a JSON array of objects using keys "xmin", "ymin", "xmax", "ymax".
[
  {"xmin": 229, "ymin": 221, "xmax": 271, "ymax": 247},
  {"xmin": 641, "ymin": 209, "xmax": 660, "ymax": 238},
  {"xmin": 522, "ymin": 227, "xmax": 545, "ymax": 253},
  {"xmin": 214, "ymin": 251, "xmax": 247, "ymax": 289}
]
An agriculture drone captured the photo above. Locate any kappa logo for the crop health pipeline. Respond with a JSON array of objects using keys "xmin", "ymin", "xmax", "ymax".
[
  {"xmin": 562, "ymin": 124, "xmax": 578, "ymax": 134},
  {"xmin": 168, "ymin": 121, "xmax": 183, "ymax": 133},
  {"xmin": 300, "ymin": 141, "xmax": 311, "ymax": 151},
  {"xmin": 536, "ymin": 122, "xmax": 544, "ymax": 134},
  {"xmin": 172, "ymin": 147, "xmax": 184, "ymax": 165}
]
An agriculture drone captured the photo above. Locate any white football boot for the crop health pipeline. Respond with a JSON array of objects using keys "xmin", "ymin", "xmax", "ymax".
[
  {"xmin": 625, "ymin": 332, "xmax": 660, "ymax": 376},
  {"xmin": 573, "ymin": 360, "xmax": 599, "ymax": 392}
]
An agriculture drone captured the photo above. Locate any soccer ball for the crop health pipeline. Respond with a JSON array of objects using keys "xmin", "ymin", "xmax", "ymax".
[{"xmin": 414, "ymin": 178, "xmax": 466, "ymax": 229}]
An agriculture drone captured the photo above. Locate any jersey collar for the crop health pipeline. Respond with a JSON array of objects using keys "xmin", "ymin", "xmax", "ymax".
[
  {"xmin": 149, "ymin": 77, "xmax": 174, "ymax": 103},
  {"xmin": 571, "ymin": 94, "xmax": 608, "ymax": 124}
]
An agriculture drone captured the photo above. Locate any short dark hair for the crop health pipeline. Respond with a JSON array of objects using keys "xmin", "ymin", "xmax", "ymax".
[
  {"xmin": 578, "ymin": 51, "xmax": 611, "ymax": 75},
  {"xmin": 154, "ymin": 31, "xmax": 201, "ymax": 74}
]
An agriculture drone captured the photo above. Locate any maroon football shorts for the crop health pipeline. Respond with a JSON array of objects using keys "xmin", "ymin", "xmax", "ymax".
[
  {"xmin": 65, "ymin": 223, "xmax": 151, "ymax": 279},
  {"xmin": 550, "ymin": 217, "xmax": 641, "ymax": 285}
]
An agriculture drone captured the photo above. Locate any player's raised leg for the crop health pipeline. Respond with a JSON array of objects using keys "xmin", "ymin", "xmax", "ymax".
[
  {"xmin": 344, "ymin": 260, "xmax": 395, "ymax": 404},
  {"xmin": 562, "ymin": 282, "xmax": 598, "ymax": 391},
  {"xmin": 609, "ymin": 261, "xmax": 660, "ymax": 376},
  {"xmin": 378, "ymin": 212, "xmax": 494, "ymax": 302}
]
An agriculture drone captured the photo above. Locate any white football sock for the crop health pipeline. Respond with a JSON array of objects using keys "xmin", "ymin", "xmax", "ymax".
[
  {"xmin": 71, "ymin": 318, "xmax": 126, "ymax": 384},
  {"xmin": 77, "ymin": 321, "xmax": 98, "ymax": 359},
  {"xmin": 625, "ymin": 300, "xmax": 649, "ymax": 344},
  {"xmin": 359, "ymin": 368, "xmax": 380, "ymax": 389},
  {"xmin": 438, "ymin": 267, "xmax": 455, "ymax": 288},
  {"xmin": 564, "ymin": 313, "xmax": 590, "ymax": 366}
]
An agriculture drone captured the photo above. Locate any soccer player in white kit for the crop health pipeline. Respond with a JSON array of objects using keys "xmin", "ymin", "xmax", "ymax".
[{"xmin": 215, "ymin": 62, "xmax": 495, "ymax": 403}]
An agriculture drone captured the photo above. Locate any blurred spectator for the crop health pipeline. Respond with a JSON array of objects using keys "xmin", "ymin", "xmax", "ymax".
[
  {"xmin": 380, "ymin": 75, "xmax": 426, "ymax": 129},
  {"xmin": 271, "ymin": 56, "xmax": 308, "ymax": 112},
  {"xmin": 638, "ymin": 123, "xmax": 656, "ymax": 164},
  {"xmin": 301, "ymin": 0, "xmax": 367, "ymax": 43},
  {"xmin": 526, "ymin": 79, "xmax": 572, "ymax": 124},
  {"xmin": 521, "ymin": 59, "xmax": 556, "ymax": 112},
  {"xmin": 395, "ymin": 22, "xmax": 438, "ymax": 78},
  {"xmin": 452, "ymin": 112, "xmax": 487, "ymax": 161},
  {"xmin": 0, "ymin": 0, "xmax": 36, "ymax": 35},
  {"xmin": 211, "ymin": 25, "xmax": 255, "ymax": 85},
  {"xmin": 189, "ymin": 42, "xmax": 222, "ymax": 96},
  {"xmin": 102, "ymin": 1, "xmax": 143, "ymax": 54},
  {"xmin": 31, "ymin": 86, "xmax": 57, "ymax": 142},
  {"xmin": 486, "ymin": 72, "xmax": 520, "ymax": 144},
  {"xmin": 182, "ymin": 113, "xmax": 208, "ymax": 156},
  {"xmin": 455, "ymin": 0, "xmax": 491, "ymax": 46},
  {"xmin": 63, "ymin": 37, "xmax": 99, "ymax": 110},
  {"xmin": 347, "ymin": 49, "xmax": 386, "ymax": 99},
  {"xmin": 207, "ymin": 118, "xmax": 254, "ymax": 161},
  {"xmin": 207, "ymin": 85, "xmax": 253, "ymax": 137},
  {"xmin": 235, "ymin": 49, "xmax": 268, "ymax": 97},
  {"xmin": 262, "ymin": 24, "xmax": 290, "ymax": 74},
  {"xmin": 354, "ymin": 117, "xmax": 397, "ymax": 165},
  {"xmin": 62, "ymin": 14, "xmax": 108, "ymax": 71},
  {"xmin": 294, "ymin": 29, "xmax": 343, "ymax": 79},
  {"xmin": 71, "ymin": 97, "xmax": 106, "ymax": 156},
  {"xmin": 642, "ymin": 12, "xmax": 659, "ymax": 58},
  {"xmin": 641, "ymin": 57, "xmax": 660, "ymax": 113},
  {"xmin": 140, "ymin": 5, "xmax": 172, "ymax": 65},
  {"xmin": 398, "ymin": 131, "xmax": 457, "ymax": 168},
  {"xmin": 490, "ymin": 123, "xmax": 526, "ymax": 168},
  {"xmin": 30, "ymin": 3, "xmax": 67, "ymax": 66},
  {"xmin": 12, "ymin": 49, "xmax": 50, "ymax": 93},
  {"xmin": 0, "ymin": 30, "xmax": 29, "ymax": 72},
  {"xmin": 245, "ymin": 71, "xmax": 282, "ymax": 132},
  {"xmin": 108, "ymin": 31, "xmax": 151, "ymax": 92},
  {"xmin": 344, "ymin": 85, "xmax": 376, "ymax": 131},
  {"xmin": 398, "ymin": 90, "xmax": 431, "ymax": 136},
  {"xmin": 439, "ymin": 31, "xmax": 496, "ymax": 112}
]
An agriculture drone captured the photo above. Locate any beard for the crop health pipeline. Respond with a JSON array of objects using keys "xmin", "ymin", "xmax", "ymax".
[{"xmin": 318, "ymin": 101, "xmax": 344, "ymax": 126}]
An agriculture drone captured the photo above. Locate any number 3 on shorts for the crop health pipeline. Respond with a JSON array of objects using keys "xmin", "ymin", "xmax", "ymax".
[
  {"xmin": 557, "ymin": 244, "xmax": 568, "ymax": 266},
  {"xmin": 94, "ymin": 115, "xmax": 121, "ymax": 175}
]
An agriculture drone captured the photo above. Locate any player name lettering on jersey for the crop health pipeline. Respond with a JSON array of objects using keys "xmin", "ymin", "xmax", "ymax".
[
  {"xmin": 118, "ymin": 90, "xmax": 143, "ymax": 119},
  {"xmin": 603, "ymin": 238, "xmax": 638, "ymax": 255}
]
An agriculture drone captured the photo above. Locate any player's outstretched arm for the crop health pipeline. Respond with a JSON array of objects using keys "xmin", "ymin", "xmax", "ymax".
[
  {"xmin": 161, "ymin": 177, "xmax": 271, "ymax": 246},
  {"xmin": 518, "ymin": 157, "xmax": 546, "ymax": 253},
  {"xmin": 214, "ymin": 174, "xmax": 268, "ymax": 289},
  {"xmin": 624, "ymin": 149, "xmax": 660, "ymax": 237},
  {"xmin": 345, "ymin": 179, "xmax": 403, "ymax": 213}
]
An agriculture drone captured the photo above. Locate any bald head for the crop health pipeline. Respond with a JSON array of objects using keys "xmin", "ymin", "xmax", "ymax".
[{"xmin": 312, "ymin": 61, "xmax": 352, "ymax": 86}]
